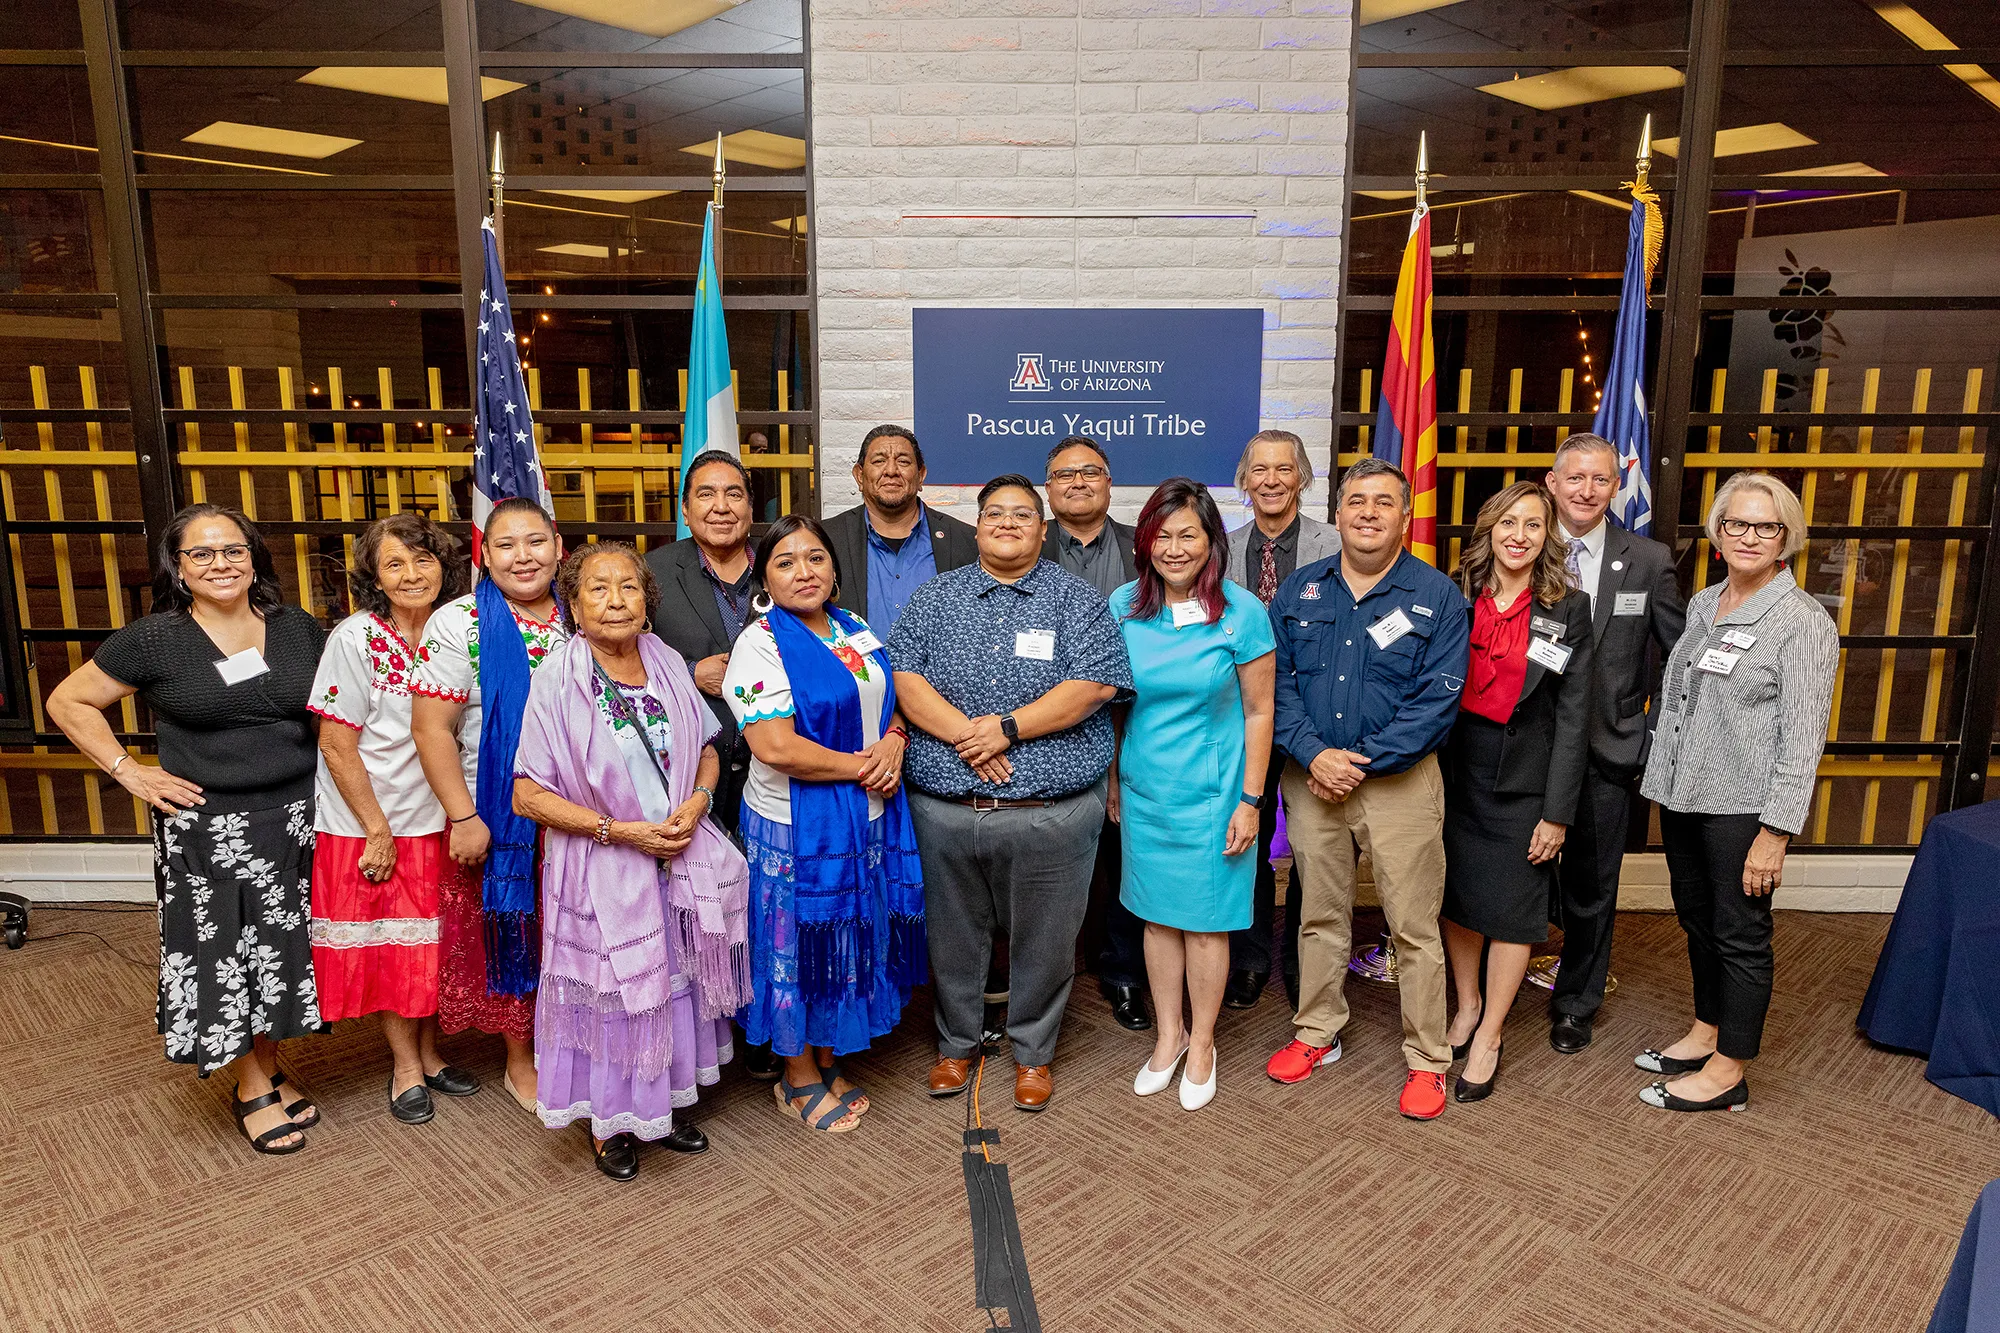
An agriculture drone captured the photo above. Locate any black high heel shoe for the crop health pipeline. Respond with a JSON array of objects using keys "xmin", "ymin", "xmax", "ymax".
[
  {"xmin": 1453, "ymin": 1042, "xmax": 1503, "ymax": 1103},
  {"xmin": 1450, "ymin": 1004, "xmax": 1484, "ymax": 1061}
]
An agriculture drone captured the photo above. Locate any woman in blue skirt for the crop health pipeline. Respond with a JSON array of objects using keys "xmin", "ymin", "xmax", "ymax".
[{"xmin": 723, "ymin": 514, "xmax": 926, "ymax": 1134}]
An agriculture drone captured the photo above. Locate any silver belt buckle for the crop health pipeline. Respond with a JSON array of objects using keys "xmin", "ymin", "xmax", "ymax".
[{"xmin": 970, "ymin": 795, "xmax": 1000, "ymax": 812}]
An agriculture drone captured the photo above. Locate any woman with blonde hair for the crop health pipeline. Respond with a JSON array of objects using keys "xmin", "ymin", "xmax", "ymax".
[
  {"xmin": 1440, "ymin": 481, "xmax": 1594, "ymax": 1102},
  {"xmin": 1636, "ymin": 472, "xmax": 1836, "ymax": 1113}
]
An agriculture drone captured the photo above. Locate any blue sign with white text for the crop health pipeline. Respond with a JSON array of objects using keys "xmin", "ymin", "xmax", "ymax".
[{"xmin": 912, "ymin": 307, "xmax": 1263, "ymax": 485}]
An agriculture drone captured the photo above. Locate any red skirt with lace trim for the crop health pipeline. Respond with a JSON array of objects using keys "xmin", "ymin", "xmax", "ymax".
[
  {"xmin": 309, "ymin": 831, "xmax": 444, "ymax": 1022},
  {"xmin": 436, "ymin": 853, "xmax": 538, "ymax": 1041}
]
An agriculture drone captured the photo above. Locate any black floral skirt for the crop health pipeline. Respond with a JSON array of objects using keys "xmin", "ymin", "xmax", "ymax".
[{"xmin": 153, "ymin": 798, "xmax": 326, "ymax": 1074}]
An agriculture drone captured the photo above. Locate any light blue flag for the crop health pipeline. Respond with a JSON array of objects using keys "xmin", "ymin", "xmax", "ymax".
[
  {"xmin": 678, "ymin": 201, "xmax": 738, "ymax": 537},
  {"xmin": 1594, "ymin": 189, "xmax": 1657, "ymax": 536}
]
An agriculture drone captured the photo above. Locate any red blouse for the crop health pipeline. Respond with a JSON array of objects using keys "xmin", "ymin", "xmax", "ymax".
[{"xmin": 1463, "ymin": 589, "xmax": 1533, "ymax": 723}]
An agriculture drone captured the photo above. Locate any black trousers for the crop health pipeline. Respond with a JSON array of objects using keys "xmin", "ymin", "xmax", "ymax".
[
  {"xmin": 1229, "ymin": 752, "xmax": 1299, "ymax": 987},
  {"xmin": 1551, "ymin": 766, "xmax": 1638, "ymax": 1018},
  {"xmin": 1088, "ymin": 816, "xmax": 1147, "ymax": 988},
  {"xmin": 1659, "ymin": 808, "xmax": 1774, "ymax": 1061}
]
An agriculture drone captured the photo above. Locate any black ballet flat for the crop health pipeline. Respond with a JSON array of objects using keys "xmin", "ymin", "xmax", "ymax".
[
  {"xmin": 592, "ymin": 1131, "xmax": 640, "ymax": 1181},
  {"xmin": 1639, "ymin": 1078, "xmax": 1749, "ymax": 1113},
  {"xmin": 1453, "ymin": 1042, "xmax": 1503, "ymax": 1103},
  {"xmin": 424, "ymin": 1065, "xmax": 481, "ymax": 1097},
  {"xmin": 387, "ymin": 1075, "xmax": 435, "ymax": 1125},
  {"xmin": 663, "ymin": 1121, "xmax": 709, "ymax": 1154},
  {"xmin": 1634, "ymin": 1048, "xmax": 1713, "ymax": 1077}
]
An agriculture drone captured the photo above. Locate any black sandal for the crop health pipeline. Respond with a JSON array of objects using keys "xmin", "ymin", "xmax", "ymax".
[
  {"xmin": 232, "ymin": 1088, "xmax": 307, "ymax": 1156},
  {"xmin": 270, "ymin": 1071, "xmax": 320, "ymax": 1129}
]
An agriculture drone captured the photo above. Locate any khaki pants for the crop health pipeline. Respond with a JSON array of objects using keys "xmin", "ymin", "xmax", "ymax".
[{"xmin": 1280, "ymin": 754, "xmax": 1451, "ymax": 1073}]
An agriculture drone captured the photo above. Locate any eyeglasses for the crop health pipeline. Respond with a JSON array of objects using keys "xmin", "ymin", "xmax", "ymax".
[
  {"xmin": 179, "ymin": 544, "xmax": 252, "ymax": 567},
  {"xmin": 1718, "ymin": 518, "xmax": 1786, "ymax": 540},
  {"xmin": 979, "ymin": 508, "xmax": 1041, "ymax": 528},
  {"xmin": 1047, "ymin": 466, "xmax": 1107, "ymax": 484}
]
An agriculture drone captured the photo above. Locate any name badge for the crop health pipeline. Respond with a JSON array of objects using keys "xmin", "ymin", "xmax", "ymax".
[
  {"xmin": 1525, "ymin": 636, "xmax": 1572, "ymax": 674},
  {"xmin": 215, "ymin": 647, "xmax": 270, "ymax": 686},
  {"xmin": 1531, "ymin": 615, "xmax": 1565, "ymax": 638},
  {"xmin": 1720, "ymin": 629, "xmax": 1757, "ymax": 651},
  {"xmin": 1614, "ymin": 591, "xmax": 1648, "ymax": 617},
  {"xmin": 1014, "ymin": 630, "xmax": 1056, "ymax": 661},
  {"xmin": 1367, "ymin": 608, "xmax": 1415, "ymax": 650},
  {"xmin": 846, "ymin": 628, "xmax": 884, "ymax": 655},
  {"xmin": 1697, "ymin": 647, "xmax": 1742, "ymax": 676},
  {"xmin": 1171, "ymin": 600, "xmax": 1206, "ymax": 629}
]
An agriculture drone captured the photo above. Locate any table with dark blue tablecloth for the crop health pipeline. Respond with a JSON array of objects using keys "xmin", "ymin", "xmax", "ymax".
[
  {"xmin": 1929, "ymin": 1180, "xmax": 2000, "ymax": 1333},
  {"xmin": 1858, "ymin": 799, "xmax": 2000, "ymax": 1117}
]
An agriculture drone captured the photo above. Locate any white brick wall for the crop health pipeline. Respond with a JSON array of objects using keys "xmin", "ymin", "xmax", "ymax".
[{"xmin": 809, "ymin": 0, "xmax": 1353, "ymax": 523}]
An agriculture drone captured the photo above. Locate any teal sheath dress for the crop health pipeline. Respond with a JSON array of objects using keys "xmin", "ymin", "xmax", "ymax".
[{"xmin": 1112, "ymin": 579, "xmax": 1277, "ymax": 933}]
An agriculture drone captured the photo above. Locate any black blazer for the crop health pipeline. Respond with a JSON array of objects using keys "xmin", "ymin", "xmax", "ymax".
[
  {"xmin": 645, "ymin": 536, "xmax": 752, "ymax": 741},
  {"xmin": 1585, "ymin": 524, "xmax": 1687, "ymax": 781},
  {"xmin": 1040, "ymin": 518, "xmax": 1137, "ymax": 585},
  {"xmin": 1451, "ymin": 587, "xmax": 1595, "ymax": 826},
  {"xmin": 821, "ymin": 501, "xmax": 980, "ymax": 621}
]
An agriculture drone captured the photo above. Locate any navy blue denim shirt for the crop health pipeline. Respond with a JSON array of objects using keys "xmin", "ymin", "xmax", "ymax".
[
  {"xmin": 1269, "ymin": 548, "xmax": 1470, "ymax": 777},
  {"xmin": 864, "ymin": 507, "xmax": 937, "ymax": 634},
  {"xmin": 887, "ymin": 559, "xmax": 1133, "ymax": 799}
]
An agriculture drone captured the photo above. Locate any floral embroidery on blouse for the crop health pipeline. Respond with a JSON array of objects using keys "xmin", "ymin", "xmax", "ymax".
[
  {"xmin": 317, "ymin": 682, "xmax": 340, "ymax": 709},
  {"xmin": 363, "ymin": 615, "xmax": 418, "ymax": 692},
  {"xmin": 733, "ymin": 680, "xmax": 768, "ymax": 708}
]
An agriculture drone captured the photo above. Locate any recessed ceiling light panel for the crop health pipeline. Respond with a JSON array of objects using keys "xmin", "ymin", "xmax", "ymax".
[
  {"xmin": 182, "ymin": 121, "xmax": 361, "ymax": 159},
  {"xmin": 298, "ymin": 67, "xmax": 524, "ymax": 106},
  {"xmin": 1478, "ymin": 66, "xmax": 1684, "ymax": 112},
  {"xmin": 681, "ymin": 129, "xmax": 807, "ymax": 170},
  {"xmin": 515, "ymin": 0, "xmax": 744, "ymax": 38},
  {"xmin": 1653, "ymin": 122, "xmax": 1815, "ymax": 158}
]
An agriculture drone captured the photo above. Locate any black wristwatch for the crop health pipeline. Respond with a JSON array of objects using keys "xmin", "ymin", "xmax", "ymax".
[
  {"xmin": 1000, "ymin": 713, "xmax": 1019, "ymax": 743},
  {"xmin": 1758, "ymin": 823, "xmax": 1791, "ymax": 840},
  {"xmin": 1240, "ymin": 791, "xmax": 1267, "ymax": 811}
]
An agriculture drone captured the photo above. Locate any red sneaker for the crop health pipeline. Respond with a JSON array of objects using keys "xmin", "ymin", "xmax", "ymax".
[
  {"xmin": 1399, "ymin": 1070, "xmax": 1447, "ymax": 1120},
  {"xmin": 1265, "ymin": 1037, "xmax": 1343, "ymax": 1084}
]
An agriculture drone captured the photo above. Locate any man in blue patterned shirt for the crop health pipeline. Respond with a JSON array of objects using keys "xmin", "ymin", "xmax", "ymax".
[{"xmin": 888, "ymin": 474, "xmax": 1134, "ymax": 1113}]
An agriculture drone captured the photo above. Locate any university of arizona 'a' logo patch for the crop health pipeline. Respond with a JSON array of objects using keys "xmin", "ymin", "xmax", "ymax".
[{"xmin": 1009, "ymin": 353, "xmax": 1050, "ymax": 393}]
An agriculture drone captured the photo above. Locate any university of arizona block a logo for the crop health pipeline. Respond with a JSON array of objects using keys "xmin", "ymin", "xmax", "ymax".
[{"xmin": 1009, "ymin": 353, "xmax": 1050, "ymax": 393}]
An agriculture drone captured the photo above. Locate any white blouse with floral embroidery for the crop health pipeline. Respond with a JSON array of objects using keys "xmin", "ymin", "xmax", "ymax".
[
  {"xmin": 723, "ymin": 614, "xmax": 886, "ymax": 825},
  {"xmin": 408, "ymin": 592, "xmax": 567, "ymax": 792},
  {"xmin": 308, "ymin": 611, "xmax": 446, "ymax": 838}
]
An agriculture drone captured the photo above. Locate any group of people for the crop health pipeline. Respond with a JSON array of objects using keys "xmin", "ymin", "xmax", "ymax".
[{"xmin": 46, "ymin": 423, "xmax": 1839, "ymax": 1179}]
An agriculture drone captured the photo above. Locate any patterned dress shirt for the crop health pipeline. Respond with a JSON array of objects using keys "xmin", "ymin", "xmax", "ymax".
[{"xmin": 887, "ymin": 559, "xmax": 1134, "ymax": 799}]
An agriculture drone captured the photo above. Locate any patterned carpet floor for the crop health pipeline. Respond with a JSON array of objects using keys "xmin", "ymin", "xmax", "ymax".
[{"xmin": 1, "ymin": 904, "xmax": 1990, "ymax": 1332}]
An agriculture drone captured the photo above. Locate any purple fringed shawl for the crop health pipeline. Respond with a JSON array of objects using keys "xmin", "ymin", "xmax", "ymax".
[{"xmin": 514, "ymin": 631, "xmax": 751, "ymax": 1080}]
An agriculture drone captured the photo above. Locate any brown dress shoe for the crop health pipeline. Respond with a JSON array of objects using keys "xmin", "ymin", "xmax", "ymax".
[
  {"xmin": 1013, "ymin": 1063, "xmax": 1052, "ymax": 1111},
  {"xmin": 928, "ymin": 1056, "xmax": 973, "ymax": 1097}
]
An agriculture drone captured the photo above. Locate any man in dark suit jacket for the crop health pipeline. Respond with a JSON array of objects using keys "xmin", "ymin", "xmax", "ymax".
[
  {"xmin": 1544, "ymin": 433, "xmax": 1687, "ymax": 1053},
  {"xmin": 821, "ymin": 424, "xmax": 979, "ymax": 635},
  {"xmin": 1041, "ymin": 436, "xmax": 1147, "ymax": 1032},
  {"xmin": 647, "ymin": 450, "xmax": 759, "ymax": 837}
]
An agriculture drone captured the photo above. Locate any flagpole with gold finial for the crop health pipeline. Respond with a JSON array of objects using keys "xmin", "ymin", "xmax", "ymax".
[
  {"xmin": 489, "ymin": 132, "xmax": 505, "ymax": 251},
  {"xmin": 1631, "ymin": 113, "xmax": 1663, "ymax": 284},
  {"xmin": 709, "ymin": 131, "xmax": 727, "ymax": 273}
]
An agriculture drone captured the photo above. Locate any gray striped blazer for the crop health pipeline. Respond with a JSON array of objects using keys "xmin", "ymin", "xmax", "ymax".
[{"xmin": 1639, "ymin": 567, "xmax": 1839, "ymax": 835}]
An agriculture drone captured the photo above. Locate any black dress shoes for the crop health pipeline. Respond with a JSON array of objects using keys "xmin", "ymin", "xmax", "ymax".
[
  {"xmin": 1222, "ymin": 970, "xmax": 1268, "ymax": 1010},
  {"xmin": 1549, "ymin": 1012, "xmax": 1595, "ymax": 1056},
  {"xmin": 1453, "ymin": 1042, "xmax": 1503, "ymax": 1103},
  {"xmin": 741, "ymin": 1042, "xmax": 782, "ymax": 1083},
  {"xmin": 1102, "ymin": 982, "xmax": 1153, "ymax": 1031},
  {"xmin": 424, "ymin": 1065, "xmax": 482, "ymax": 1097},
  {"xmin": 592, "ymin": 1131, "xmax": 640, "ymax": 1181},
  {"xmin": 388, "ymin": 1076, "xmax": 435, "ymax": 1125},
  {"xmin": 663, "ymin": 1121, "xmax": 709, "ymax": 1154}
]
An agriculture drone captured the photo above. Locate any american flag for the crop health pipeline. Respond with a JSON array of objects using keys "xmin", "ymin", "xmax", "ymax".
[{"xmin": 470, "ymin": 216, "xmax": 553, "ymax": 560}]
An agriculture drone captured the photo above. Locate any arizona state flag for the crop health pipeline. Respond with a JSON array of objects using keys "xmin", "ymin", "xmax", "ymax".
[{"xmin": 1370, "ymin": 206, "xmax": 1438, "ymax": 565}]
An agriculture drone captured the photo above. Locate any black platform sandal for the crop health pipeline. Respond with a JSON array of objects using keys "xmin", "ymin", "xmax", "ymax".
[
  {"xmin": 270, "ymin": 1071, "xmax": 320, "ymax": 1129},
  {"xmin": 232, "ymin": 1087, "xmax": 307, "ymax": 1155}
]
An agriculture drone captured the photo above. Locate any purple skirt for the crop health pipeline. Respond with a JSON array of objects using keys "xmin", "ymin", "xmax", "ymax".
[{"xmin": 534, "ymin": 977, "xmax": 732, "ymax": 1141}]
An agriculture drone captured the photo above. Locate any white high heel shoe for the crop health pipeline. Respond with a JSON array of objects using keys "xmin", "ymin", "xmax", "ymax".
[
  {"xmin": 1134, "ymin": 1042, "xmax": 1189, "ymax": 1096},
  {"xmin": 1179, "ymin": 1044, "xmax": 1218, "ymax": 1111}
]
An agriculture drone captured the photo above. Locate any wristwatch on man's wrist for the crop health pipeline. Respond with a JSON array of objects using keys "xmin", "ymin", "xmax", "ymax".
[
  {"xmin": 999, "ymin": 713, "xmax": 1019, "ymax": 743},
  {"xmin": 1240, "ymin": 791, "xmax": 1267, "ymax": 811}
]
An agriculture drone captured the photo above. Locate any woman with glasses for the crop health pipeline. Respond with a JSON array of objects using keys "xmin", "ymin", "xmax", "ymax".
[
  {"xmin": 48, "ymin": 504, "xmax": 328, "ymax": 1155},
  {"xmin": 1636, "ymin": 472, "xmax": 1837, "ymax": 1113},
  {"xmin": 309, "ymin": 514, "xmax": 475, "ymax": 1125}
]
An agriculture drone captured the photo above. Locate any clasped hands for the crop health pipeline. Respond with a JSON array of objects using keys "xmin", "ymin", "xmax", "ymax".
[
  {"xmin": 611, "ymin": 791, "xmax": 712, "ymax": 860},
  {"xmin": 952, "ymin": 714, "xmax": 1013, "ymax": 786},
  {"xmin": 855, "ymin": 730, "xmax": 906, "ymax": 795},
  {"xmin": 1305, "ymin": 747, "xmax": 1370, "ymax": 803}
]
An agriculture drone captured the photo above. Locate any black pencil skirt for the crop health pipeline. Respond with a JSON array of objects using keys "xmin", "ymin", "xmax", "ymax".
[{"xmin": 1441, "ymin": 712, "xmax": 1554, "ymax": 944}]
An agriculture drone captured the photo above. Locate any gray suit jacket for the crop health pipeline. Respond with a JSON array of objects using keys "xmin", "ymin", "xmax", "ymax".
[
  {"xmin": 1225, "ymin": 513, "xmax": 1340, "ymax": 590},
  {"xmin": 1584, "ymin": 523, "xmax": 1687, "ymax": 781}
]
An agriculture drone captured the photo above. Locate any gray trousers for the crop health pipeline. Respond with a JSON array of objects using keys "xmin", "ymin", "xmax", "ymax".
[{"xmin": 909, "ymin": 785, "xmax": 1106, "ymax": 1068}]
